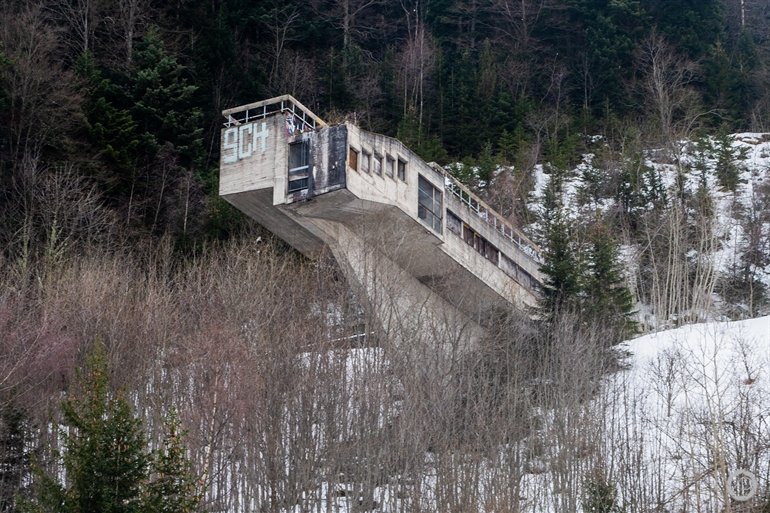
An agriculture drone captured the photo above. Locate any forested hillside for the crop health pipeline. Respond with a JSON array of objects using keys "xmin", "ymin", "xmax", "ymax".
[
  {"xmin": 2, "ymin": 0, "xmax": 770, "ymax": 511},
  {"xmin": 1, "ymin": 0, "xmax": 769, "ymax": 246}
]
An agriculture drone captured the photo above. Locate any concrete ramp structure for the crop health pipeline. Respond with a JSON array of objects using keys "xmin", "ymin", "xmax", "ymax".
[{"xmin": 220, "ymin": 95, "xmax": 543, "ymax": 350}]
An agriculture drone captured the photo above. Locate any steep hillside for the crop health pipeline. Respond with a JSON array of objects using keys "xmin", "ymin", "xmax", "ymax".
[{"xmin": 524, "ymin": 132, "xmax": 770, "ymax": 329}]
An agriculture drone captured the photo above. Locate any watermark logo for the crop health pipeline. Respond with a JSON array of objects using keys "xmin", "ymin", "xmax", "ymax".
[{"xmin": 727, "ymin": 470, "xmax": 757, "ymax": 502}]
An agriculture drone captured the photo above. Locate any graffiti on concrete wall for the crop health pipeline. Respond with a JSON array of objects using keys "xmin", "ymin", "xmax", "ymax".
[
  {"xmin": 285, "ymin": 112, "xmax": 307, "ymax": 137},
  {"xmin": 222, "ymin": 121, "xmax": 269, "ymax": 163}
]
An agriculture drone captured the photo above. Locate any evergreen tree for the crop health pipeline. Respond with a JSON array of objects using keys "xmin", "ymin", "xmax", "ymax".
[
  {"xmin": 475, "ymin": 141, "xmax": 496, "ymax": 185},
  {"xmin": 0, "ymin": 400, "xmax": 34, "ymax": 512},
  {"xmin": 76, "ymin": 54, "xmax": 140, "ymax": 194},
  {"xmin": 539, "ymin": 171, "xmax": 581, "ymax": 315},
  {"xmin": 568, "ymin": 0, "xmax": 643, "ymax": 112},
  {"xmin": 711, "ymin": 128, "xmax": 747, "ymax": 192},
  {"xmin": 25, "ymin": 343, "xmax": 201, "ymax": 513},
  {"xmin": 583, "ymin": 223, "xmax": 637, "ymax": 341},
  {"xmin": 396, "ymin": 105, "xmax": 448, "ymax": 164},
  {"xmin": 643, "ymin": 0, "xmax": 725, "ymax": 58},
  {"xmin": 130, "ymin": 27, "xmax": 203, "ymax": 167},
  {"xmin": 582, "ymin": 472, "xmax": 624, "ymax": 513},
  {"xmin": 33, "ymin": 345, "xmax": 148, "ymax": 513},
  {"xmin": 144, "ymin": 411, "xmax": 200, "ymax": 513},
  {"xmin": 540, "ymin": 212, "xmax": 581, "ymax": 315}
]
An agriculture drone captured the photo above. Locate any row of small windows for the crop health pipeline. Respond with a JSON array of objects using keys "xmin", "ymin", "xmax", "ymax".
[
  {"xmin": 348, "ymin": 145, "xmax": 443, "ymax": 236},
  {"xmin": 447, "ymin": 210, "xmax": 534, "ymax": 289},
  {"xmin": 349, "ymin": 147, "xmax": 406, "ymax": 182},
  {"xmin": 447, "ymin": 211, "xmax": 498, "ymax": 265}
]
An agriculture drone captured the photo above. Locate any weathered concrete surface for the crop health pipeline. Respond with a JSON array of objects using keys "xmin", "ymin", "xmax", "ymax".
[{"xmin": 220, "ymin": 96, "xmax": 543, "ymax": 350}]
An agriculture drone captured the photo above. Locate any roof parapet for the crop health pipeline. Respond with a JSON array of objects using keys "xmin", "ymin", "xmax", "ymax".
[{"xmin": 221, "ymin": 94, "xmax": 327, "ymax": 132}]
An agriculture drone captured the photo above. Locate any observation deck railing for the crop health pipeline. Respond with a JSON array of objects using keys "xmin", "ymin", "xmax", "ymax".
[{"xmin": 222, "ymin": 94, "xmax": 326, "ymax": 133}]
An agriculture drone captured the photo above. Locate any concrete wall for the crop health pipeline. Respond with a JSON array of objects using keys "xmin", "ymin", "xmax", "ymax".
[
  {"xmin": 219, "ymin": 109, "xmax": 541, "ymax": 322},
  {"xmin": 220, "ymin": 114, "xmax": 286, "ymax": 198},
  {"xmin": 343, "ymin": 123, "xmax": 540, "ymax": 309}
]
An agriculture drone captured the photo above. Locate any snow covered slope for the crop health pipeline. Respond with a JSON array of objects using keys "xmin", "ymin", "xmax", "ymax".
[
  {"xmin": 516, "ymin": 316, "xmax": 770, "ymax": 513},
  {"xmin": 527, "ymin": 132, "xmax": 770, "ymax": 325}
]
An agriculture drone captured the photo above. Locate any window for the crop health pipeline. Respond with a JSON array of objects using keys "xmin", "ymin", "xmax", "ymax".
[
  {"xmin": 460, "ymin": 222, "xmax": 499, "ymax": 265},
  {"xmin": 418, "ymin": 175, "xmax": 442, "ymax": 233},
  {"xmin": 501, "ymin": 253, "xmax": 532, "ymax": 289},
  {"xmin": 362, "ymin": 151, "xmax": 371, "ymax": 173},
  {"xmin": 349, "ymin": 147, "xmax": 359, "ymax": 171},
  {"xmin": 386, "ymin": 156, "xmax": 395, "ymax": 178},
  {"xmin": 288, "ymin": 140, "xmax": 309, "ymax": 192},
  {"xmin": 397, "ymin": 159, "xmax": 406, "ymax": 181},
  {"xmin": 373, "ymin": 154, "xmax": 382, "ymax": 176}
]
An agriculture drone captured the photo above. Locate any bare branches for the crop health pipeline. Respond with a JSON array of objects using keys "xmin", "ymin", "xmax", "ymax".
[
  {"xmin": 0, "ymin": 0, "xmax": 82, "ymax": 162},
  {"xmin": 635, "ymin": 32, "xmax": 703, "ymax": 148}
]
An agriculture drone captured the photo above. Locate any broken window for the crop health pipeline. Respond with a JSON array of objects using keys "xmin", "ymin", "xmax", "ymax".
[
  {"xmin": 463, "ymin": 223, "xmax": 474, "ymax": 246},
  {"xmin": 397, "ymin": 159, "xmax": 406, "ymax": 181},
  {"xmin": 386, "ymin": 156, "xmax": 395, "ymax": 178},
  {"xmin": 349, "ymin": 147, "xmax": 359, "ymax": 171},
  {"xmin": 418, "ymin": 174, "xmax": 442, "ymax": 233},
  {"xmin": 374, "ymin": 154, "xmax": 382, "ymax": 176},
  {"xmin": 288, "ymin": 140, "xmax": 309, "ymax": 192},
  {"xmin": 447, "ymin": 210, "xmax": 462, "ymax": 235},
  {"xmin": 362, "ymin": 151, "xmax": 371, "ymax": 173}
]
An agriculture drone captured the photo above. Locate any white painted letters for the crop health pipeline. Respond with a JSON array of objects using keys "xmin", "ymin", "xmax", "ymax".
[
  {"xmin": 222, "ymin": 128, "xmax": 238, "ymax": 163},
  {"xmin": 238, "ymin": 124, "xmax": 253, "ymax": 159},
  {"xmin": 254, "ymin": 122, "xmax": 268, "ymax": 154},
  {"xmin": 222, "ymin": 122, "xmax": 270, "ymax": 164}
]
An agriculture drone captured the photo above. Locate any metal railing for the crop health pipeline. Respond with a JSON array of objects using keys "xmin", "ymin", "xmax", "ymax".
[
  {"xmin": 221, "ymin": 94, "xmax": 326, "ymax": 132},
  {"xmin": 432, "ymin": 164, "xmax": 543, "ymax": 264}
]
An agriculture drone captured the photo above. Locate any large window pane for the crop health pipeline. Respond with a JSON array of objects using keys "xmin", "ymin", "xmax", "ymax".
[
  {"xmin": 288, "ymin": 140, "xmax": 309, "ymax": 192},
  {"xmin": 418, "ymin": 175, "xmax": 442, "ymax": 233}
]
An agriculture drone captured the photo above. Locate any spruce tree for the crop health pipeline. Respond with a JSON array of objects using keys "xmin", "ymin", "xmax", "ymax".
[
  {"xmin": 582, "ymin": 471, "xmax": 623, "ymax": 513},
  {"xmin": 583, "ymin": 223, "xmax": 637, "ymax": 341},
  {"xmin": 539, "ymin": 171, "xmax": 581, "ymax": 316},
  {"xmin": 396, "ymin": 105, "xmax": 447, "ymax": 164},
  {"xmin": 145, "ymin": 411, "xmax": 201, "ymax": 513},
  {"xmin": 711, "ymin": 128, "xmax": 747, "ymax": 192},
  {"xmin": 26, "ymin": 344, "xmax": 201, "ymax": 513},
  {"xmin": 34, "ymin": 345, "xmax": 148, "ymax": 513},
  {"xmin": 76, "ymin": 54, "xmax": 140, "ymax": 194},
  {"xmin": 0, "ymin": 399, "xmax": 34, "ymax": 512},
  {"xmin": 130, "ymin": 27, "xmax": 203, "ymax": 167}
]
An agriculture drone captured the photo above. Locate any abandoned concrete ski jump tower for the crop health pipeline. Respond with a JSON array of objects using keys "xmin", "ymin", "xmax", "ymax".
[{"xmin": 220, "ymin": 95, "xmax": 543, "ymax": 350}]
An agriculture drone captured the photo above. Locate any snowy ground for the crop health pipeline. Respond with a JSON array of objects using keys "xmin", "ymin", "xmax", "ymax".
[
  {"xmin": 527, "ymin": 133, "xmax": 770, "ymax": 325},
  {"xmin": 287, "ymin": 317, "xmax": 770, "ymax": 513},
  {"xmin": 512, "ymin": 316, "xmax": 770, "ymax": 513}
]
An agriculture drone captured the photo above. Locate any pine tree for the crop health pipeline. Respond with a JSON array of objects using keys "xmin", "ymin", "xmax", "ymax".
[
  {"xmin": 34, "ymin": 344, "xmax": 148, "ymax": 513},
  {"xmin": 711, "ymin": 128, "xmax": 747, "ymax": 192},
  {"xmin": 582, "ymin": 471, "xmax": 623, "ymax": 513},
  {"xmin": 130, "ymin": 27, "xmax": 203, "ymax": 167},
  {"xmin": 396, "ymin": 105, "xmax": 448, "ymax": 164},
  {"xmin": 476, "ymin": 141, "xmax": 496, "ymax": 185},
  {"xmin": 145, "ymin": 411, "xmax": 200, "ymax": 513},
  {"xmin": 540, "ymin": 212, "xmax": 581, "ymax": 315},
  {"xmin": 76, "ymin": 54, "xmax": 140, "ymax": 194},
  {"xmin": 0, "ymin": 399, "xmax": 34, "ymax": 512}
]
